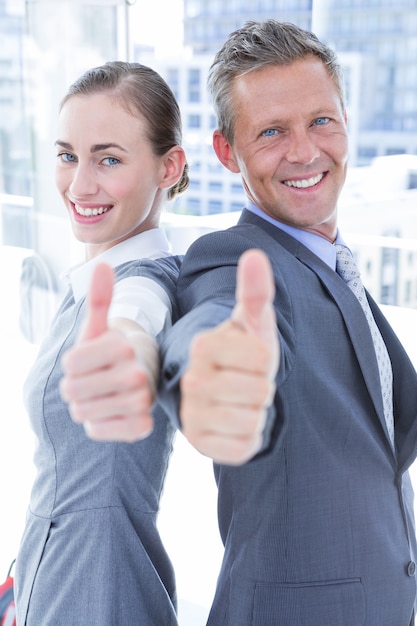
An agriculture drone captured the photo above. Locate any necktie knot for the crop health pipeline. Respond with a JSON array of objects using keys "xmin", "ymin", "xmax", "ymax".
[
  {"xmin": 335, "ymin": 244, "xmax": 359, "ymax": 278},
  {"xmin": 335, "ymin": 245, "xmax": 366, "ymax": 305}
]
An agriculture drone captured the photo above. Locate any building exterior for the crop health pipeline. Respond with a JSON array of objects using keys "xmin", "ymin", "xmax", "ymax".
[
  {"xmin": 0, "ymin": 0, "xmax": 127, "ymax": 267},
  {"xmin": 312, "ymin": 0, "xmax": 417, "ymax": 165},
  {"xmin": 0, "ymin": 0, "xmax": 29, "ymax": 197},
  {"xmin": 138, "ymin": 53, "xmax": 249, "ymax": 217},
  {"xmin": 183, "ymin": 0, "xmax": 312, "ymax": 54},
  {"xmin": 0, "ymin": 0, "xmax": 416, "ymax": 309}
]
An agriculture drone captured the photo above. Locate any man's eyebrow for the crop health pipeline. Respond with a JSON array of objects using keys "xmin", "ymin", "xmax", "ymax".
[{"xmin": 54, "ymin": 140, "xmax": 128, "ymax": 153}]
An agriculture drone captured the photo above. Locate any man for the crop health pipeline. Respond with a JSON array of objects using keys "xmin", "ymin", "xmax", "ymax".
[{"xmin": 159, "ymin": 20, "xmax": 417, "ymax": 625}]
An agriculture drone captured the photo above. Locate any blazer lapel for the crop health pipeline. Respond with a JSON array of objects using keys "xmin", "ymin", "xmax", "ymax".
[{"xmin": 309, "ymin": 257, "xmax": 388, "ymax": 425}]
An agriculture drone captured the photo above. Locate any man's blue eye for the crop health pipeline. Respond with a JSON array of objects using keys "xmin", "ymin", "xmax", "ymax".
[
  {"xmin": 315, "ymin": 117, "xmax": 329, "ymax": 126},
  {"xmin": 262, "ymin": 129, "xmax": 278, "ymax": 137}
]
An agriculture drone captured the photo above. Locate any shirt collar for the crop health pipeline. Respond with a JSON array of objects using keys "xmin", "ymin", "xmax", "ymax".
[
  {"xmin": 246, "ymin": 201, "xmax": 347, "ymax": 271},
  {"xmin": 61, "ymin": 228, "xmax": 171, "ymax": 302}
]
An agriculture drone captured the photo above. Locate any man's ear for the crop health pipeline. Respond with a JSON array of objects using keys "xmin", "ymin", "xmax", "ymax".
[
  {"xmin": 160, "ymin": 146, "xmax": 187, "ymax": 189},
  {"xmin": 213, "ymin": 130, "xmax": 240, "ymax": 174}
]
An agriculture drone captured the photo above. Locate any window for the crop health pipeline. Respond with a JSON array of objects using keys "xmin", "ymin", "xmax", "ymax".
[
  {"xmin": 187, "ymin": 114, "xmax": 201, "ymax": 128},
  {"xmin": 187, "ymin": 67, "xmax": 200, "ymax": 103},
  {"xmin": 209, "ymin": 181, "xmax": 222, "ymax": 192},
  {"xmin": 188, "ymin": 179, "xmax": 201, "ymax": 190},
  {"xmin": 165, "ymin": 67, "xmax": 179, "ymax": 98},
  {"xmin": 208, "ymin": 199, "xmax": 222, "ymax": 213},
  {"xmin": 408, "ymin": 172, "xmax": 417, "ymax": 189}
]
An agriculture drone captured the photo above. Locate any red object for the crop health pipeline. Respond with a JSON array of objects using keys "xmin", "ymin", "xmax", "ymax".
[{"xmin": 0, "ymin": 562, "xmax": 16, "ymax": 626}]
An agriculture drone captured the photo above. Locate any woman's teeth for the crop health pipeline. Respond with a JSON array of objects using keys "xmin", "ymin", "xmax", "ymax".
[{"xmin": 74, "ymin": 204, "xmax": 109, "ymax": 217}]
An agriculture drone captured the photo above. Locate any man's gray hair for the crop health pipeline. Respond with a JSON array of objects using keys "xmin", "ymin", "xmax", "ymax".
[{"xmin": 207, "ymin": 19, "xmax": 346, "ymax": 144}]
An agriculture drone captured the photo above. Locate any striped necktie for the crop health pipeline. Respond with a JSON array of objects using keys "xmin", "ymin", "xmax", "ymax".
[{"xmin": 335, "ymin": 244, "xmax": 394, "ymax": 446}]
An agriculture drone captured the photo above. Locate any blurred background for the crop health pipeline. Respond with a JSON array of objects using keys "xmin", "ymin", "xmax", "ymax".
[{"xmin": 1, "ymin": 1, "xmax": 417, "ymax": 623}]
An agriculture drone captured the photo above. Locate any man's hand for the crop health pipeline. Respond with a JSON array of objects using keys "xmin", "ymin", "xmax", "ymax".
[
  {"xmin": 60, "ymin": 263, "xmax": 155, "ymax": 442},
  {"xmin": 180, "ymin": 249, "xmax": 279, "ymax": 465}
]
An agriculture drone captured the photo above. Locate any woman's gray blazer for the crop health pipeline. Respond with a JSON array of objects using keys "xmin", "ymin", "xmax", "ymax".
[{"xmin": 15, "ymin": 258, "xmax": 181, "ymax": 626}]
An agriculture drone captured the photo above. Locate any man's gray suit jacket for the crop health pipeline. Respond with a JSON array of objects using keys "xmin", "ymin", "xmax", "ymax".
[{"xmin": 160, "ymin": 209, "xmax": 417, "ymax": 626}]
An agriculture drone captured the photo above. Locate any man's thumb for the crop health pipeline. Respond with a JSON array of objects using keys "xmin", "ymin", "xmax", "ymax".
[
  {"xmin": 79, "ymin": 262, "xmax": 114, "ymax": 342},
  {"xmin": 232, "ymin": 248, "xmax": 276, "ymax": 341}
]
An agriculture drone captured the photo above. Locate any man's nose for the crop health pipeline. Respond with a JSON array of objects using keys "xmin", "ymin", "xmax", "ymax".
[{"xmin": 285, "ymin": 128, "xmax": 320, "ymax": 165}]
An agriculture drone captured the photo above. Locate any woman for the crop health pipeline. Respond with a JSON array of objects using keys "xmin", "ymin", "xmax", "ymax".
[{"xmin": 14, "ymin": 61, "xmax": 189, "ymax": 625}]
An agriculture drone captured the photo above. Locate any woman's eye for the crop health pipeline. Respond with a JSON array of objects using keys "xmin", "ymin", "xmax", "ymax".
[
  {"xmin": 262, "ymin": 128, "xmax": 278, "ymax": 137},
  {"xmin": 58, "ymin": 152, "xmax": 76, "ymax": 163},
  {"xmin": 102, "ymin": 156, "xmax": 121, "ymax": 166}
]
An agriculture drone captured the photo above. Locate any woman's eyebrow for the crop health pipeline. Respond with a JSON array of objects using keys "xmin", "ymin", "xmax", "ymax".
[
  {"xmin": 54, "ymin": 139, "xmax": 72, "ymax": 149},
  {"xmin": 54, "ymin": 140, "xmax": 128, "ymax": 153}
]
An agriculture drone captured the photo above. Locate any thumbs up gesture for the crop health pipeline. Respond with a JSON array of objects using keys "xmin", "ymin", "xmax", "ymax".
[
  {"xmin": 180, "ymin": 249, "xmax": 279, "ymax": 465},
  {"xmin": 60, "ymin": 263, "xmax": 156, "ymax": 442},
  {"xmin": 77, "ymin": 261, "xmax": 115, "ymax": 342}
]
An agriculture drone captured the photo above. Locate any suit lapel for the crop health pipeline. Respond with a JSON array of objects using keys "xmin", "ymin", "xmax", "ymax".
[
  {"xmin": 238, "ymin": 210, "xmax": 393, "ymax": 449},
  {"xmin": 305, "ymin": 254, "xmax": 389, "ymax": 440}
]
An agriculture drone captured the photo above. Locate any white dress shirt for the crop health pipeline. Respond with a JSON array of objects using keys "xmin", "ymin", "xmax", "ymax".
[
  {"xmin": 246, "ymin": 201, "xmax": 349, "ymax": 270},
  {"xmin": 61, "ymin": 228, "xmax": 173, "ymax": 337}
]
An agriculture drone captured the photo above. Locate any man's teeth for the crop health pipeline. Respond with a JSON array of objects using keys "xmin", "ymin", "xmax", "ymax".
[
  {"xmin": 74, "ymin": 205, "xmax": 109, "ymax": 217},
  {"xmin": 284, "ymin": 173, "xmax": 324, "ymax": 189}
]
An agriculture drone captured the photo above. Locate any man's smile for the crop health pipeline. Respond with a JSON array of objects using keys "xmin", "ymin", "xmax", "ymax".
[{"xmin": 283, "ymin": 173, "xmax": 324, "ymax": 189}]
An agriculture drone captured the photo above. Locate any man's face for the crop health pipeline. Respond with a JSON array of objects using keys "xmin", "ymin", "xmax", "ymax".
[{"xmin": 214, "ymin": 57, "xmax": 349, "ymax": 242}]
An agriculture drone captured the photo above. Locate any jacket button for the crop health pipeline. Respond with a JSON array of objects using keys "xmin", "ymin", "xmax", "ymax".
[
  {"xmin": 163, "ymin": 363, "xmax": 179, "ymax": 381},
  {"xmin": 407, "ymin": 561, "xmax": 416, "ymax": 576}
]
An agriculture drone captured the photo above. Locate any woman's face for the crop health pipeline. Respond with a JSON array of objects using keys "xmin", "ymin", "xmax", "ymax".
[{"xmin": 55, "ymin": 93, "xmax": 173, "ymax": 258}]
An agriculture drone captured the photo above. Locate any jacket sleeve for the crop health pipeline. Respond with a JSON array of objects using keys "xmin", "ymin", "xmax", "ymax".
[{"xmin": 158, "ymin": 230, "xmax": 279, "ymax": 455}]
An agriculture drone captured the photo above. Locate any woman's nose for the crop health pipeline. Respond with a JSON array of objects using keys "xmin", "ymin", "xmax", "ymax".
[{"xmin": 69, "ymin": 163, "xmax": 98, "ymax": 197}]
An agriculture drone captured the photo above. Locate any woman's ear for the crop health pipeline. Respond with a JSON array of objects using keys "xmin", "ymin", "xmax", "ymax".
[
  {"xmin": 213, "ymin": 130, "xmax": 240, "ymax": 173},
  {"xmin": 160, "ymin": 146, "xmax": 187, "ymax": 189}
]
